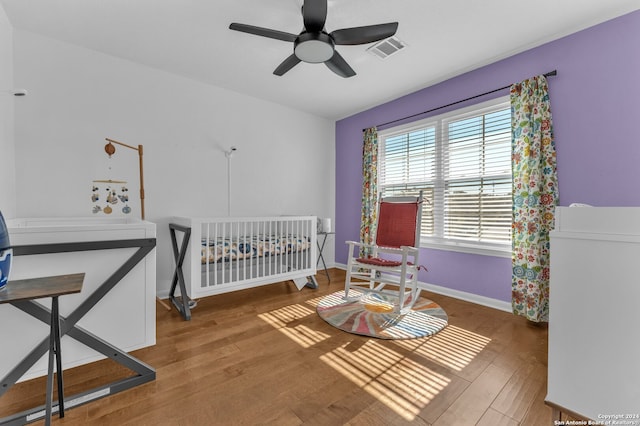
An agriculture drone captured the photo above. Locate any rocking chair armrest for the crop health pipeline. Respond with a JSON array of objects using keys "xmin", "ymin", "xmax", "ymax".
[
  {"xmin": 376, "ymin": 245, "xmax": 420, "ymax": 255},
  {"xmin": 345, "ymin": 240, "xmax": 376, "ymax": 255},
  {"xmin": 345, "ymin": 240, "xmax": 374, "ymax": 248},
  {"xmin": 345, "ymin": 242, "xmax": 420, "ymax": 259},
  {"xmin": 346, "ymin": 241, "xmax": 418, "ymax": 250}
]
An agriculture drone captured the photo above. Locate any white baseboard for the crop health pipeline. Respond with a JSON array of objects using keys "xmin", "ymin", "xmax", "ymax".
[
  {"xmin": 334, "ymin": 263, "xmax": 512, "ymax": 313},
  {"xmin": 417, "ymin": 282, "xmax": 511, "ymax": 313},
  {"xmin": 156, "ymin": 279, "xmax": 172, "ymax": 300}
]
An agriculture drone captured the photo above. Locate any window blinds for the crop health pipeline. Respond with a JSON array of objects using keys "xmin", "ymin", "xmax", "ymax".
[
  {"xmin": 379, "ymin": 127, "xmax": 436, "ymax": 236},
  {"xmin": 443, "ymin": 108, "xmax": 512, "ymax": 243},
  {"xmin": 379, "ymin": 99, "xmax": 512, "ymax": 246}
]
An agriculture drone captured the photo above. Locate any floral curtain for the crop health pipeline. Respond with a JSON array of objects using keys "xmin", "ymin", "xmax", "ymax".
[
  {"xmin": 360, "ymin": 127, "xmax": 378, "ymax": 258},
  {"xmin": 510, "ymin": 75, "xmax": 558, "ymax": 323}
]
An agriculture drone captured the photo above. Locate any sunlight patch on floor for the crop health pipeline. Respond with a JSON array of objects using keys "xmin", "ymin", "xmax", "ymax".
[
  {"xmin": 393, "ymin": 325, "xmax": 491, "ymax": 371},
  {"xmin": 304, "ymin": 294, "xmax": 331, "ymax": 307},
  {"xmin": 320, "ymin": 340, "xmax": 450, "ymax": 421},
  {"xmin": 258, "ymin": 304, "xmax": 331, "ymax": 348},
  {"xmin": 259, "ymin": 303, "xmax": 315, "ymax": 327}
]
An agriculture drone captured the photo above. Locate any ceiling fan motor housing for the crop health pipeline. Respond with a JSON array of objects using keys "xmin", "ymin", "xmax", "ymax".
[{"xmin": 294, "ymin": 32, "xmax": 335, "ymax": 63}]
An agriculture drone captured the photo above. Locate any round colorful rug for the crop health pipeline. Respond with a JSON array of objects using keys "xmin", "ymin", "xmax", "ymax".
[{"xmin": 316, "ymin": 290, "xmax": 448, "ymax": 339}]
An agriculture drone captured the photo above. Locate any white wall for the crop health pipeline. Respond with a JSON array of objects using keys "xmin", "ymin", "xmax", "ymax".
[
  {"xmin": 0, "ymin": 5, "xmax": 16, "ymax": 218},
  {"xmin": 12, "ymin": 30, "xmax": 336, "ymax": 296}
]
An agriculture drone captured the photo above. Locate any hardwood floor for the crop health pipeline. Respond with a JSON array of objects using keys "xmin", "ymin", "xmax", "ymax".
[{"xmin": 0, "ymin": 269, "xmax": 552, "ymax": 425}]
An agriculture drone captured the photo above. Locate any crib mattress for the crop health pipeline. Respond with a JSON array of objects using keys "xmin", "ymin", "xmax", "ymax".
[{"xmin": 201, "ymin": 234, "xmax": 311, "ymax": 264}]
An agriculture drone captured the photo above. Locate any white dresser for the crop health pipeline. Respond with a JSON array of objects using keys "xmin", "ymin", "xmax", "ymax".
[
  {"xmin": 547, "ymin": 207, "xmax": 640, "ymax": 420},
  {"xmin": 0, "ymin": 217, "xmax": 156, "ymax": 381}
]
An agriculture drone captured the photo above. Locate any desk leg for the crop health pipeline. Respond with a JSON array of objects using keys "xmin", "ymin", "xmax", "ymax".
[
  {"xmin": 53, "ymin": 297, "xmax": 65, "ymax": 418},
  {"xmin": 45, "ymin": 296, "xmax": 64, "ymax": 425}
]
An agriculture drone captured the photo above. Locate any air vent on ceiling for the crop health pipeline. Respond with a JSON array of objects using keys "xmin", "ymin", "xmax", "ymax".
[{"xmin": 367, "ymin": 36, "xmax": 406, "ymax": 59}]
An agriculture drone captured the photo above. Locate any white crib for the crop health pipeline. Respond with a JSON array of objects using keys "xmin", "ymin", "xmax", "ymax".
[{"xmin": 169, "ymin": 216, "xmax": 318, "ymax": 320}]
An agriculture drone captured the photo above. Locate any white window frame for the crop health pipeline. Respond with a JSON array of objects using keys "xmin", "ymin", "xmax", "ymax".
[{"xmin": 378, "ymin": 96, "xmax": 512, "ymax": 258}]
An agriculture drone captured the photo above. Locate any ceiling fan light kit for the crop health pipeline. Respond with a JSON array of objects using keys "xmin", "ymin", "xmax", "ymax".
[
  {"xmin": 294, "ymin": 32, "xmax": 335, "ymax": 63},
  {"xmin": 229, "ymin": 0, "xmax": 398, "ymax": 77}
]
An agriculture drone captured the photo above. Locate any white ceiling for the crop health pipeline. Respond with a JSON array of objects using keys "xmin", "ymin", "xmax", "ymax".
[{"xmin": 2, "ymin": 0, "xmax": 639, "ymax": 120}]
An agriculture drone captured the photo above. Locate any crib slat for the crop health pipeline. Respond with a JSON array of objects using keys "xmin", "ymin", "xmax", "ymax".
[{"xmin": 205, "ymin": 222, "xmax": 210, "ymax": 288}]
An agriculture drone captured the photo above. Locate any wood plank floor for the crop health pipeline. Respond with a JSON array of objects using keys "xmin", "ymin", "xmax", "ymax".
[{"xmin": 0, "ymin": 269, "xmax": 552, "ymax": 425}]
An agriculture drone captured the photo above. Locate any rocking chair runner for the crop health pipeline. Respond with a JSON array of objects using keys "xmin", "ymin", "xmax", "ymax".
[{"xmin": 344, "ymin": 191, "xmax": 425, "ymax": 314}]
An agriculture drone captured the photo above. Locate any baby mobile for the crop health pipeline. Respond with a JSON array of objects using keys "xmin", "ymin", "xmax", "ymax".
[
  {"xmin": 92, "ymin": 138, "xmax": 146, "ymax": 220},
  {"xmin": 91, "ymin": 179, "xmax": 130, "ymax": 215}
]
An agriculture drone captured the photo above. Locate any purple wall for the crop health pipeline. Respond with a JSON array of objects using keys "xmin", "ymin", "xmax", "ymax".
[{"xmin": 335, "ymin": 10, "xmax": 640, "ymax": 302}]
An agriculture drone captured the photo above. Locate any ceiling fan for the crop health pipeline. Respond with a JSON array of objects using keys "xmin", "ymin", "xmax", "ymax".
[{"xmin": 229, "ymin": 0, "xmax": 398, "ymax": 78}]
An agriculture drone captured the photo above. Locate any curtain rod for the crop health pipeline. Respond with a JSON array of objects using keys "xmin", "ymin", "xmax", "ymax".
[{"xmin": 364, "ymin": 70, "xmax": 557, "ymax": 131}]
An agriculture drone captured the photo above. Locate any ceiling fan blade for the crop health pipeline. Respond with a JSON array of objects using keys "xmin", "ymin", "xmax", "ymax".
[
  {"xmin": 302, "ymin": 0, "xmax": 327, "ymax": 32},
  {"xmin": 274, "ymin": 54, "xmax": 302, "ymax": 76},
  {"xmin": 325, "ymin": 51, "xmax": 356, "ymax": 78},
  {"xmin": 229, "ymin": 23, "xmax": 297, "ymax": 42},
  {"xmin": 331, "ymin": 22, "xmax": 398, "ymax": 45}
]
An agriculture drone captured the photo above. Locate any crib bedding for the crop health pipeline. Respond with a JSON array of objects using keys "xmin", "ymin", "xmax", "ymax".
[{"xmin": 201, "ymin": 234, "xmax": 311, "ymax": 264}]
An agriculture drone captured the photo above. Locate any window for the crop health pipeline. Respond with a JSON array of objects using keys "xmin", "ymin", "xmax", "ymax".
[{"xmin": 378, "ymin": 97, "xmax": 511, "ymax": 256}]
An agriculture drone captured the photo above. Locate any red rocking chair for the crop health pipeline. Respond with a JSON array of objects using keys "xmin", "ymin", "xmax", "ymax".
[{"xmin": 344, "ymin": 191, "xmax": 424, "ymax": 314}]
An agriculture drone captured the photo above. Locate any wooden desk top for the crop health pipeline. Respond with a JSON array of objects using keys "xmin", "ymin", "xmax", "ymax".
[{"xmin": 0, "ymin": 273, "xmax": 85, "ymax": 304}]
